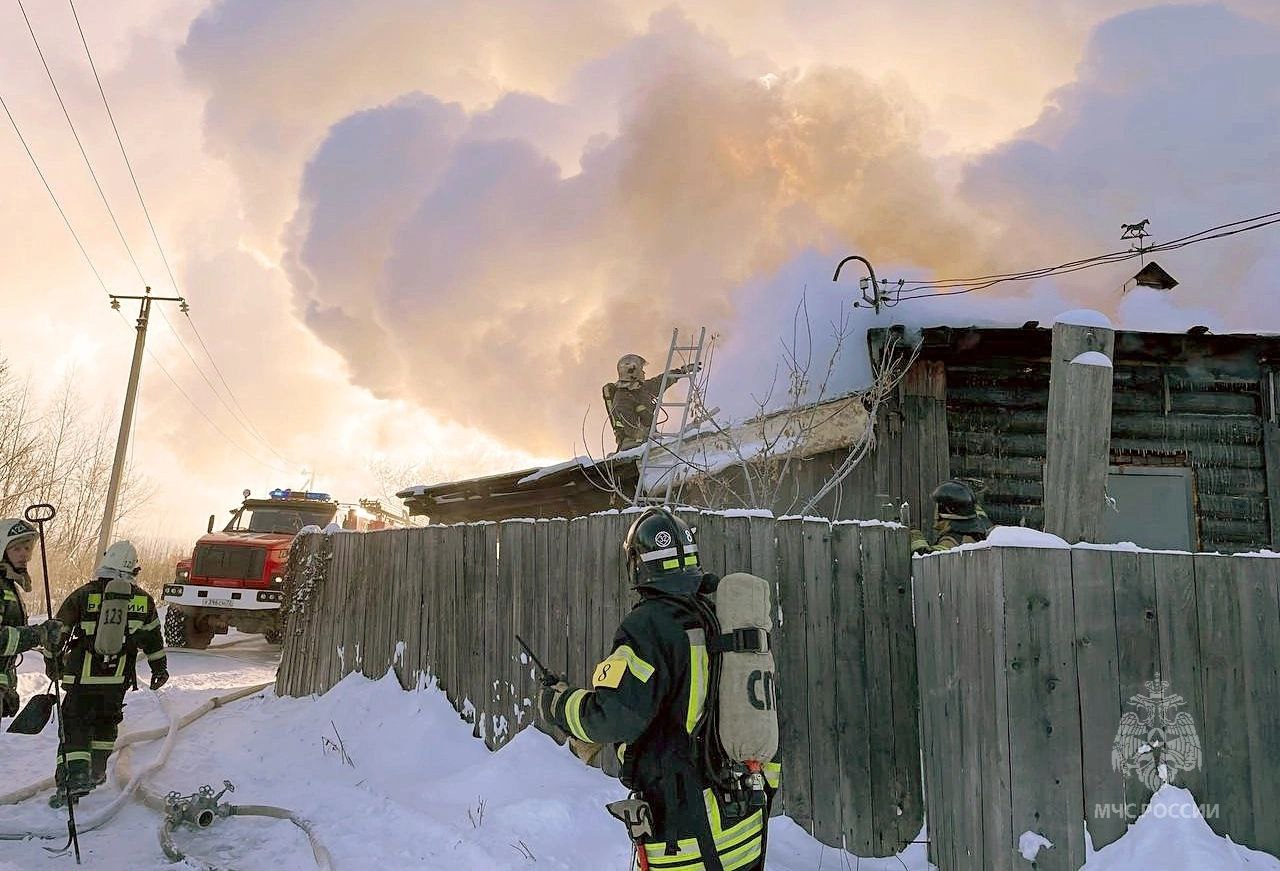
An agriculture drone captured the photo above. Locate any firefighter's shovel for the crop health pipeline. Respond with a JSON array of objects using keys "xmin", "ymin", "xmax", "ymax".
[
  {"xmin": 5, "ymin": 686, "xmax": 56, "ymax": 734},
  {"xmin": 24, "ymin": 503, "xmax": 80, "ymax": 864}
]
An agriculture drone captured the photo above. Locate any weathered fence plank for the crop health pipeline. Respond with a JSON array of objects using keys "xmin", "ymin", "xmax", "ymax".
[
  {"xmin": 975, "ymin": 548, "xmax": 1014, "ymax": 871},
  {"xmin": 464, "ymin": 524, "xmax": 489, "ymax": 732},
  {"xmin": 1238, "ymin": 556, "xmax": 1280, "ymax": 856},
  {"xmin": 1112, "ymin": 551, "xmax": 1162, "ymax": 814},
  {"xmin": 773, "ymin": 517, "xmax": 813, "ymax": 830},
  {"xmin": 1070, "ymin": 547, "xmax": 1125, "ymax": 849},
  {"xmin": 832, "ymin": 523, "xmax": 873, "ymax": 855},
  {"xmin": 1195, "ymin": 553, "xmax": 1255, "ymax": 847},
  {"xmin": 491, "ymin": 521, "xmax": 525, "ymax": 748},
  {"xmin": 957, "ymin": 547, "xmax": 987, "ymax": 869},
  {"xmin": 1003, "ymin": 547, "xmax": 1085, "ymax": 871},
  {"xmin": 1151, "ymin": 551, "xmax": 1205, "ymax": 801},
  {"xmin": 801, "ymin": 519, "xmax": 841, "ymax": 847},
  {"xmin": 544, "ymin": 518, "xmax": 570, "ymax": 698},
  {"xmin": 911, "ymin": 552, "xmax": 940, "ymax": 867},
  {"xmin": 883, "ymin": 526, "xmax": 922, "ymax": 852},
  {"xmin": 565, "ymin": 517, "xmax": 590, "ymax": 689}
]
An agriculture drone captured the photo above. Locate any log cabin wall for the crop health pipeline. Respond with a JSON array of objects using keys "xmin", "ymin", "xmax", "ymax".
[{"xmin": 907, "ymin": 326, "xmax": 1280, "ymax": 553}]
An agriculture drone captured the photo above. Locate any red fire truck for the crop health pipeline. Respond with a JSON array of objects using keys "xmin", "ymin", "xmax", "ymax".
[{"xmin": 163, "ymin": 489, "xmax": 338, "ymax": 649}]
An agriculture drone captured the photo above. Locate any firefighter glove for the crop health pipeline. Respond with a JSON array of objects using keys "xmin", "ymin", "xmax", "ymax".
[
  {"xmin": 537, "ymin": 679, "xmax": 569, "ymax": 723},
  {"xmin": 37, "ymin": 619, "xmax": 63, "ymax": 653},
  {"xmin": 568, "ymin": 736, "xmax": 603, "ymax": 765},
  {"xmin": 16, "ymin": 619, "xmax": 62, "ymax": 655},
  {"xmin": 150, "ymin": 669, "xmax": 169, "ymax": 691}
]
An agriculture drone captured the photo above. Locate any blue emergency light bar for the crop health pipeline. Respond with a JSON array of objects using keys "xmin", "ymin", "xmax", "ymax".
[{"xmin": 269, "ymin": 488, "xmax": 333, "ymax": 502}]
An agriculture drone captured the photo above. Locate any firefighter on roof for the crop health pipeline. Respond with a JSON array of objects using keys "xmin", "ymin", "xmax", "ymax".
[
  {"xmin": 0, "ymin": 518, "xmax": 61, "ymax": 718},
  {"xmin": 45, "ymin": 540, "xmax": 168, "ymax": 806},
  {"xmin": 603, "ymin": 354, "xmax": 701, "ymax": 452},
  {"xmin": 540, "ymin": 508, "xmax": 779, "ymax": 870},
  {"xmin": 910, "ymin": 479, "xmax": 994, "ymax": 554}
]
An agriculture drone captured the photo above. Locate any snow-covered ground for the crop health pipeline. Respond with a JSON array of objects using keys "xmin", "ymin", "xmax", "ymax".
[
  {"xmin": 0, "ymin": 633, "xmax": 925, "ymax": 870},
  {"xmin": 2, "ymin": 630, "xmax": 1276, "ymax": 870}
]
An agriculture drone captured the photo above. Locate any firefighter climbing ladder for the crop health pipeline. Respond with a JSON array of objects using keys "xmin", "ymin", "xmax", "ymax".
[{"xmin": 632, "ymin": 327, "xmax": 707, "ymax": 507}]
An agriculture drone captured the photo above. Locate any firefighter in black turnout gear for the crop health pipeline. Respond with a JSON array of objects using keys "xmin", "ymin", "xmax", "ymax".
[
  {"xmin": 0, "ymin": 518, "xmax": 62, "ymax": 718},
  {"xmin": 910, "ymin": 479, "xmax": 994, "ymax": 554},
  {"xmin": 46, "ymin": 540, "xmax": 168, "ymax": 806},
  {"xmin": 541, "ymin": 509, "xmax": 780, "ymax": 870}
]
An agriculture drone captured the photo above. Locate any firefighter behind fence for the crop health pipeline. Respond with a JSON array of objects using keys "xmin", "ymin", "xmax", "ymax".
[
  {"xmin": 1, "ymin": 518, "xmax": 61, "ymax": 718},
  {"xmin": 45, "ymin": 540, "xmax": 168, "ymax": 806},
  {"xmin": 540, "ymin": 508, "xmax": 780, "ymax": 870},
  {"xmin": 909, "ymin": 479, "xmax": 994, "ymax": 554}
]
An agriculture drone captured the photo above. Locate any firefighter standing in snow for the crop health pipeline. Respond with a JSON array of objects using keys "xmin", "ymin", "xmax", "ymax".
[
  {"xmin": 45, "ymin": 540, "xmax": 168, "ymax": 805},
  {"xmin": 0, "ymin": 518, "xmax": 62, "ymax": 718},
  {"xmin": 540, "ymin": 508, "xmax": 780, "ymax": 870}
]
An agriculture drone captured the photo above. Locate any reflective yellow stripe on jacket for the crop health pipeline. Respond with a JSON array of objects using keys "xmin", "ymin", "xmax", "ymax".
[{"xmin": 685, "ymin": 629, "xmax": 708, "ymax": 734}]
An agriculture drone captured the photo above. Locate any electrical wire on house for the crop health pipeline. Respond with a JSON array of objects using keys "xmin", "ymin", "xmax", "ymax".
[{"xmin": 875, "ymin": 209, "xmax": 1280, "ymax": 304}]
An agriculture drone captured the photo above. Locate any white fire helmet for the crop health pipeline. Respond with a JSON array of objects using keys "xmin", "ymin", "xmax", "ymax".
[
  {"xmin": 97, "ymin": 540, "xmax": 141, "ymax": 580},
  {"xmin": 617, "ymin": 354, "xmax": 647, "ymax": 381},
  {"xmin": 0, "ymin": 518, "xmax": 38, "ymax": 557}
]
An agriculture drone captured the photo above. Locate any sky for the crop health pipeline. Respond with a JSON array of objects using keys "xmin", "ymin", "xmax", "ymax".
[{"xmin": 1, "ymin": 0, "xmax": 1277, "ymax": 542}]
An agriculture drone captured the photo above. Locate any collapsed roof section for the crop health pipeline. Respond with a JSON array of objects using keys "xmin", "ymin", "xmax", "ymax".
[{"xmin": 396, "ymin": 391, "xmax": 872, "ymax": 523}]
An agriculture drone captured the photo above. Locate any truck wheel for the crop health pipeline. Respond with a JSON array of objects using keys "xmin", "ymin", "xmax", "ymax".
[
  {"xmin": 163, "ymin": 608, "xmax": 214, "ymax": 650},
  {"xmin": 263, "ymin": 626, "xmax": 283, "ymax": 646}
]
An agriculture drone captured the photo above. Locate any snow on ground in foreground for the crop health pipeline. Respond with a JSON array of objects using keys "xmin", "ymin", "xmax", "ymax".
[
  {"xmin": 0, "ymin": 641, "xmax": 926, "ymax": 870},
  {"xmin": 1079, "ymin": 785, "xmax": 1280, "ymax": 871}
]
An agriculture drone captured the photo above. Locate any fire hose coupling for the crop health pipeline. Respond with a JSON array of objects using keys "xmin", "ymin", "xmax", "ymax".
[{"xmin": 164, "ymin": 780, "xmax": 236, "ymax": 829}]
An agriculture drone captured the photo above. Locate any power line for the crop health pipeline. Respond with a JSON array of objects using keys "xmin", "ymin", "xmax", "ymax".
[
  {"xmin": 0, "ymin": 89, "xmax": 109, "ymax": 295},
  {"xmin": 890, "ymin": 209, "xmax": 1280, "ymax": 303},
  {"xmin": 65, "ymin": 0, "xmax": 297, "ymax": 469},
  {"xmin": 181, "ymin": 310, "xmax": 298, "ymax": 467},
  {"xmin": 897, "ymin": 209, "xmax": 1280, "ymax": 292},
  {"xmin": 16, "ymin": 0, "xmax": 147, "ymax": 286},
  {"xmin": 112, "ymin": 310, "xmax": 296, "ymax": 477},
  {"xmin": 153, "ymin": 307, "xmax": 300, "ymax": 469}
]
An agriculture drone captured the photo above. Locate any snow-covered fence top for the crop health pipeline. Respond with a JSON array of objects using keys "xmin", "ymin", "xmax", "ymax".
[
  {"xmin": 276, "ymin": 513, "xmax": 923, "ymax": 859},
  {"xmin": 914, "ymin": 545, "xmax": 1280, "ymax": 871}
]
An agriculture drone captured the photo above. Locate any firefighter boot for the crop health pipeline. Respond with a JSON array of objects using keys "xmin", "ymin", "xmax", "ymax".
[
  {"xmin": 91, "ymin": 752, "xmax": 109, "ymax": 787},
  {"xmin": 49, "ymin": 761, "xmax": 94, "ymax": 808}
]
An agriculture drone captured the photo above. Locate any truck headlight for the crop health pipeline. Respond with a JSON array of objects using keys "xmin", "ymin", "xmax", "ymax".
[{"xmin": 163, "ymin": 585, "xmax": 184, "ymax": 598}]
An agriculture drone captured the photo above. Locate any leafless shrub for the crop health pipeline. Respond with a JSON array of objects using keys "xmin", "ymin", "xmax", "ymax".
[
  {"xmin": 577, "ymin": 292, "xmax": 919, "ymax": 514},
  {"xmin": 468, "ymin": 796, "xmax": 487, "ymax": 829}
]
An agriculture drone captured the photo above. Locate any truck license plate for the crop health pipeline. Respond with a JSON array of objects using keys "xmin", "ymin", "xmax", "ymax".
[{"xmin": 205, "ymin": 598, "xmax": 235, "ymax": 608}]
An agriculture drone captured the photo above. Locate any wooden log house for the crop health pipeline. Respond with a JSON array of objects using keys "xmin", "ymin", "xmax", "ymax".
[{"xmin": 400, "ymin": 324, "xmax": 1280, "ymax": 552}]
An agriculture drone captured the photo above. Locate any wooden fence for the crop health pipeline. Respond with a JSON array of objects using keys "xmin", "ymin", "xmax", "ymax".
[
  {"xmin": 276, "ymin": 512, "xmax": 923, "ymax": 857},
  {"xmin": 913, "ymin": 545, "xmax": 1280, "ymax": 871}
]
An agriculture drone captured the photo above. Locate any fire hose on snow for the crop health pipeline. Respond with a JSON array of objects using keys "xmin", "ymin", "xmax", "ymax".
[{"xmin": 0, "ymin": 681, "xmax": 333, "ymax": 869}]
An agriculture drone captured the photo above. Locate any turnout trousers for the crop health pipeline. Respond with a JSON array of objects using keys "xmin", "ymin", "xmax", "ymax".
[{"xmin": 55, "ymin": 686, "xmax": 126, "ymax": 785}]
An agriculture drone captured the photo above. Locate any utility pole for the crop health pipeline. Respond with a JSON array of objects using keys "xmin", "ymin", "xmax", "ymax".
[{"xmin": 97, "ymin": 287, "xmax": 187, "ymax": 559}]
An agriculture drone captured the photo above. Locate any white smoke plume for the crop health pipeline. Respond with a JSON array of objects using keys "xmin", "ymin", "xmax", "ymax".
[{"xmin": 178, "ymin": 1, "xmax": 1280, "ymax": 460}]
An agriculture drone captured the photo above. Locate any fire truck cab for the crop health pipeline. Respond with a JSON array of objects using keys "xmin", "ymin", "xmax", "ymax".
[{"xmin": 163, "ymin": 489, "xmax": 337, "ymax": 649}]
